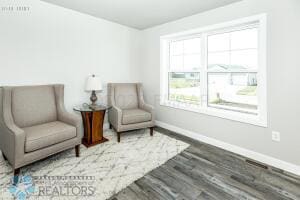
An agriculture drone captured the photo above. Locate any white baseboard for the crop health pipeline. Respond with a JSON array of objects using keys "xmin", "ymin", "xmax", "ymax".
[{"xmin": 155, "ymin": 120, "xmax": 300, "ymax": 176}]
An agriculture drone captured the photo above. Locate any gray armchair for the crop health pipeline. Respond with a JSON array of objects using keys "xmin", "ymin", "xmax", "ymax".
[
  {"xmin": 0, "ymin": 84, "xmax": 82, "ymax": 175},
  {"xmin": 108, "ymin": 83, "xmax": 155, "ymax": 142}
]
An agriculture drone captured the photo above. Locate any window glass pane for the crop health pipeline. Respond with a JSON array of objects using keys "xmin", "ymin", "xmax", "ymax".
[
  {"xmin": 184, "ymin": 54, "xmax": 201, "ymax": 70},
  {"xmin": 208, "ymin": 52, "xmax": 230, "ymax": 66},
  {"xmin": 169, "ymin": 72, "xmax": 201, "ymax": 105},
  {"xmin": 208, "ymin": 33, "xmax": 230, "ymax": 52},
  {"xmin": 170, "ymin": 55, "xmax": 183, "ymax": 70},
  {"xmin": 184, "ymin": 38, "xmax": 201, "ymax": 54},
  {"xmin": 231, "ymin": 49, "xmax": 258, "ymax": 69},
  {"xmin": 170, "ymin": 41, "xmax": 183, "ymax": 55},
  {"xmin": 208, "ymin": 28, "xmax": 259, "ymax": 71},
  {"xmin": 208, "ymin": 72, "xmax": 258, "ymax": 114},
  {"xmin": 231, "ymin": 28, "xmax": 258, "ymax": 50}
]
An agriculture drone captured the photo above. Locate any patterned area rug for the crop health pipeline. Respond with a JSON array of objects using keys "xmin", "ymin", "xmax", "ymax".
[{"xmin": 0, "ymin": 129, "xmax": 189, "ymax": 200}]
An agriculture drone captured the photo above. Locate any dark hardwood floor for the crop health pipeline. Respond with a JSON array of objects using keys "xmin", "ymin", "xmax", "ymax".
[{"xmin": 110, "ymin": 127, "xmax": 300, "ymax": 200}]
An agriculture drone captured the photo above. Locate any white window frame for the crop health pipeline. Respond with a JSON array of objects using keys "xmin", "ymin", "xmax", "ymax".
[{"xmin": 160, "ymin": 14, "xmax": 267, "ymax": 127}]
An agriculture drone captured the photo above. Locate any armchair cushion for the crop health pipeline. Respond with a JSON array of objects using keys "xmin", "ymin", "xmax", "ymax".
[
  {"xmin": 12, "ymin": 86, "xmax": 57, "ymax": 128},
  {"xmin": 122, "ymin": 109, "xmax": 151, "ymax": 125},
  {"xmin": 115, "ymin": 84, "xmax": 138, "ymax": 109},
  {"xmin": 24, "ymin": 121, "xmax": 76, "ymax": 153}
]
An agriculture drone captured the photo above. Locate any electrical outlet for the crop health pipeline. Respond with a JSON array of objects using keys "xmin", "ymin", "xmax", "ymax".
[{"xmin": 272, "ymin": 131, "xmax": 281, "ymax": 142}]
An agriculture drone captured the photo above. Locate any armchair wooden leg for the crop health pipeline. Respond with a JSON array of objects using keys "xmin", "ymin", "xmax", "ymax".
[
  {"xmin": 75, "ymin": 145, "xmax": 80, "ymax": 157},
  {"xmin": 14, "ymin": 168, "xmax": 20, "ymax": 176},
  {"xmin": 150, "ymin": 127, "xmax": 154, "ymax": 136},
  {"xmin": 2, "ymin": 152, "xmax": 7, "ymax": 161},
  {"xmin": 13, "ymin": 168, "xmax": 21, "ymax": 185},
  {"xmin": 117, "ymin": 132, "xmax": 121, "ymax": 143}
]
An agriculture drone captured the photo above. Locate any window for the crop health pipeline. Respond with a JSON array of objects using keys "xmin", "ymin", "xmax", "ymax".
[
  {"xmin": 207, "ymin": 27, "xmax": 258, "ymax": 115},
  {"xmin": 160, "ymin": 15, "xmax": 267, "ymax": 127},
  {"xmin": 168, "ymin": 37, "xmax": 201, "ymax": 105}
]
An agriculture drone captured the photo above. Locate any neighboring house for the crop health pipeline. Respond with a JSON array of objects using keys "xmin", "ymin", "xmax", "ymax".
[
  {"xmin": 170, "ymin": 72, "xmax": 200, "ymax": 80},
  {"xmin": 208, "ymin": 64, "xmax": 257, "ymax": 86}
]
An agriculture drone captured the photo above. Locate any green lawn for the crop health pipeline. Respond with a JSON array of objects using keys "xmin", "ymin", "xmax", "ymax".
[
  {"xmin": 170, "ymin": 78, "xmax": 198, "ymax": 89},
  {"xmin": 237, "ymin": 86, "xmax": 257, "ymax": 96},
  {"xmin": 169, "ymin": 94, "xmax": 200, "ymax": 104}
]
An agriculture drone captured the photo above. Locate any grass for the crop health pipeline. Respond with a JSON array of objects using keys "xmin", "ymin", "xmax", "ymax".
[
  {"xmin": 169, "ymin": 94, "xmax": 200, "ymax": 104},
  {"xmin": 169, "ymin": 78, "xmax": 199, "ymax": 89},
  {"xmin": 237, "ymin": 86, "xmax": 257, "ymax": 96}
]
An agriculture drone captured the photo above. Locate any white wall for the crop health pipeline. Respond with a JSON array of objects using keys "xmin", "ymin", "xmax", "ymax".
[
  {"xmin": 0, "ymin": 0, "xmax": 141, "ymax": 111},
  {"xmin": 140, "ymin": 0, "xmax": 300, "ymax": 166}
]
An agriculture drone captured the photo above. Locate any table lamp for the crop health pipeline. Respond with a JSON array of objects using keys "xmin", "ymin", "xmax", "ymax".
[{"xmin": 85, "ymin": 74, "xmax": 102, "ymax": 106}]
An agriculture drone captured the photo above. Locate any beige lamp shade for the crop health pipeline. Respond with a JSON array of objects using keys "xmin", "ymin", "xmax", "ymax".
[{"xmin": 85, "ymin": 75, "xmax": 102, "ymax": 91}]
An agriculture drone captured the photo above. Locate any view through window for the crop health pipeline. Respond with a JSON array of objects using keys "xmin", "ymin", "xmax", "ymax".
[
  {"xmin": 161, "ymin": 15, "xmax": 267, "ymax": 126},
  {"xmin": 207, "ymin": 27, "xmax": 258, "ymax": 114}
]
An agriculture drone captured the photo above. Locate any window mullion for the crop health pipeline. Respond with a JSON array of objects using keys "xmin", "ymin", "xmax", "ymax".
[
  {"xmin": 201, "ymin": 33, "xmax": 208, "ymax": 108},
  {"xmin": 165, "ymin": 40, "xmax": 171, "ymax": 103}
]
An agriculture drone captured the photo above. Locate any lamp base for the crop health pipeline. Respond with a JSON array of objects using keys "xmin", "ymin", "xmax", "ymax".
[{"xmin": 90, "ymin": 91, "xmax": 97, "ymax": 105}]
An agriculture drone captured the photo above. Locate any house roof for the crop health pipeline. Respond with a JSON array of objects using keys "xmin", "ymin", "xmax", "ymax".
[{"xmin": 208, "ymin": 64, "xmax": 247, "ymax": 71}]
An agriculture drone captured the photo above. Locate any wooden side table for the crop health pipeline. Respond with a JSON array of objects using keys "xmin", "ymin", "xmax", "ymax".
[{"xmin": 74, "ymin": 104, "xmax": 110, "ymax": 148}]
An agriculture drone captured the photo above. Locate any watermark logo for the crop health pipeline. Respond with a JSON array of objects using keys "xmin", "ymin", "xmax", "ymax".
[
  {"xmin": 1, "ymin": 0, "xmax": 31, "ymax": 13},
  {"xmin": 8, "ymin": 175, "xmax": 96, "ymax": 199},
  {"xmin": 34, "ymin": 176, "xmax": 96, "ymax": 197},
  {"xmin": 1, "ymin": 6, "xmax": 30, "ymax": 12},
  {"xmin": 8, "ymin": 175, "xmax": 35, "ymax": 200}
]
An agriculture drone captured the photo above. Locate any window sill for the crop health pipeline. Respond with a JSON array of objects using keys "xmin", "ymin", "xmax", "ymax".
[{"xmin": 160, "ymin": 100, "xmax": 267, "ymax": 127}]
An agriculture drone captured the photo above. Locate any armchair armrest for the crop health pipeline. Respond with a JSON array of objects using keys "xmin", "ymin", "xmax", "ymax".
[
  {"xmin": 108, "ymin": 106, "xmax": 122, "ymax": 129},
  {"xmin": 140, "ymin": 103, "xmax": 155, "ymax": 121},
  {"xmin": 3, "ymin": 123, "xmax": 26, "ymax": 163},
  {"xmin": 137, "ymin": 83, "xmax": 155, "ymax": 121},
  {"xmin": 54, "ymin": 85, "xmax": 83, "ymax": 138},
  {"xmin": 0, "ymin": 87, "xmax": 26, "ymax": 168},
  {"xmin": 0, "ymin": 120, "xmax": 25, "ymax": 167},
  {"xmin": 58, "ymin": 110, "xmax": 83, "ymax": 139},
  {"xmin": 58, "ymin": 110, "xmax": 82, "ymax": 128}
]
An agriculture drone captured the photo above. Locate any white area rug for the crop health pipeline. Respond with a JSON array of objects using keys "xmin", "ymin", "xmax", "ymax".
[{"xmin": 0, "ymin": 129, "xmax": 189, "ymax": 200}]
